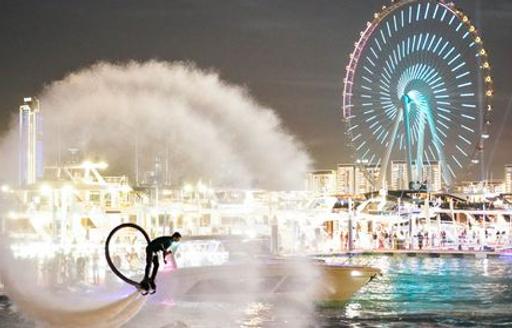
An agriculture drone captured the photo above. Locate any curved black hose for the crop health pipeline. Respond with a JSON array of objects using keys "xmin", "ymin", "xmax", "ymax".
[{"xmin": 105, "ymin": 223, "xmax": 150, "ymax": 287}]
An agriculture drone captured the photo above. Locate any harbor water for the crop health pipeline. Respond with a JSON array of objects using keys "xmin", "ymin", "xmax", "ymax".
[
  {"xmin": 1, "ymin": 254, "xmax": 512, "ymax": 327},
  {"xmin": 322, "ymin": 254, "xmax": 512, "ymax": 327}
]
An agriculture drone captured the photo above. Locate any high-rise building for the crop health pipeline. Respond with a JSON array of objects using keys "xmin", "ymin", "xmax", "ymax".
[
  {"xmin": 390, "ymin": 160, "xmax": 408, "ymax": 190},
  {"xmin": 336, "ymin": 163, "xmax": 381, "ymax": 195},
  {"xmin": 389, "ymin": 160, "xmax": 442, "ymax": 191},
  {"xmin": 18, "ymin": 97, "xmax": 43, "ymax": 185},
  {"xmin": 306, "ymin": 170, "xmax": 336, "ymax": 194},
  {"xmin": 422, "ymin": 161, "xmax": 442, "ymax": 192},
  {"xmin": 505, "ymin": 165, "xmax": 512, "ymax": 193},
  {"xmin": 336, "ymin": 164, "xmax": 355, "ymax": 194},
  {"xmin": 355, "ymin": 164, "xmax": 380, "ymax": 194}
]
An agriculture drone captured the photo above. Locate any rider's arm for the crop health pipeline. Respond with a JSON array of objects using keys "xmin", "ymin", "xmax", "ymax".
[{"xmin": 162, "ymin": 249, "xmax": 168, "ymax": 264}]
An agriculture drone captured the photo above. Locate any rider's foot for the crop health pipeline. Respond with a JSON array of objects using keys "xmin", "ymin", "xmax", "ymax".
[{"xmin": 140, "ymin": 279, "xmax": 150, "ymax": 291}]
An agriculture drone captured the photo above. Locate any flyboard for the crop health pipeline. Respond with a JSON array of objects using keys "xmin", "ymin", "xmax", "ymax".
[{"xmin": 105, "ymin": 223, "xmax": 153, "ymax": 295}]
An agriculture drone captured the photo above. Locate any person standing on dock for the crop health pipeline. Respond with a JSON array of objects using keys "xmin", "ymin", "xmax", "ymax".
[{"xmin": 417, "ymin": 232, "xmax": 424, "ymax": 250}]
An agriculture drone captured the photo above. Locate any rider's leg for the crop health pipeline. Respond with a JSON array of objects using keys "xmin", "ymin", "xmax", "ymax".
[
  {"xmin": 149, "ymin": 254, "xmax": 159, "ymax": 289},
  {"xmin": 141, "ymin": 249, "xmax": 153, "ymax": 290}
]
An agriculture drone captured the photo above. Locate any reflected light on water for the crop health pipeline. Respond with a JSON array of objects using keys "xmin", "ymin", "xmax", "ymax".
[
  {"xmin": 345, "ymin": 302, "xmax": 362, "ymax": 319},
  {"xmin": 482, "ymin": 258, "xmax": 489, "ymax": 277},
  {"xmin": 325, "ymin": 255, "xmax": 512, "ymax": 327}
]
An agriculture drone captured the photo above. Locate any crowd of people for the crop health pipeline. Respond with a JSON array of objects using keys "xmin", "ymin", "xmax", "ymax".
[{"xmin": 338, "ymin": 225, "xmax": 512, "ymax": 252}]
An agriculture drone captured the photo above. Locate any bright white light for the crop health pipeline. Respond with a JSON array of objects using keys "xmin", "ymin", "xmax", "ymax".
[
  {"xmin": 183, "ymin": 184, "xmax": 193, "ymax": 193},
  {"xmin": 40, "ymin": 184, "xmax": 52, "ymax": 196},
  {"xmin": 197, "ymin": 181, "xmax": 207, "ymax": 194},
  {"xmin": 81, "ymin": 160, "xmax": 108, "ymax": 170},
  {"xmin": 246, "ymin": 230, "xmax": 257, "ymax": 239},
  {"xmin": 98, "ymin": 161, "xmax": 108, "ymax": 170},
  {"xmin": 82, "ymin": 161, "xmax": 92, "ymax": 169},
  {"xmin": 120, "ymin": 185, "xmax": 132, "ymax": 193},
  {"xmin": 1, "ymin": 184, "xmax": 10, "ymax": 193},
  {"xmin": 351, "ymin": 270, "xmax": 363, "ymax": 277},
  {"xmin": 61, "ymin": 184, "xmax": 75, "ymax": 194}
]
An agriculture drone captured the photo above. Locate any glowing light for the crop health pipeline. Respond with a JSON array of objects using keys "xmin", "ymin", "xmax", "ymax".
[
  {"xmin": 457, "ymin": 82, "xmax": 472, "ymax": 88},
  {"xmin": 61, "ymin": 184, "xmax": 75, "ymax": 194},
  {"xmin": 440, "ymin": 8, "xmax": 447, "ymax": 22},
  {"xmin": 456, "ymin": 71, "xmax": 470, "ymax": 79},
  {"xmin": 1, "ymin": 184, "xmax": 10, "ymax": 193},
  {"xmin": 197, "ymin": 181, "xmax": 208, "ymax": 194},
  {"xmin": 183, "ymin": 184, "xmax": 193, "ymax": 193},
  {"xmin": 351, "ymin": 270, "xmax": 363, "ymax": 277},
  {"xmin": 82, "ymin": 160, "xmax": 92, "ymax": 169},
  {"xmin": 448, "ymin": 15, "xmax": 456, "ymax": 26},
  {"xmin": 40, "ymin": 184, "xmax": 52, "ymax": 196},
  {"xmin": 98, "ymin": 161, "xmax": 108, "ymax": 170}
]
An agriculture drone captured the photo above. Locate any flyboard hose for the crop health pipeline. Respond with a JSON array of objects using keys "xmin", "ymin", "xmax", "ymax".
[{"xmin": 105, "ymin": 223, "xmax": 150, "ymax": 288}]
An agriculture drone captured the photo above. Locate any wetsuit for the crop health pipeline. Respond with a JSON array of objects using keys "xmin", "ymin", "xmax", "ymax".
[{"xmin": 142, "ymin": 236, "xmax": 176, "ymax": 289}]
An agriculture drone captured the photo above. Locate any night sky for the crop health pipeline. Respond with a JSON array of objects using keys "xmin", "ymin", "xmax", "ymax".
[{"xmin": 1, "ymin": 0, "xmax": 511, "ymax": 177}]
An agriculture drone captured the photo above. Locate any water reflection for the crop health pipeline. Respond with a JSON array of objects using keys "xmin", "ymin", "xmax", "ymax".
[{"xmin": 325, "ymin": 255, "xmax": 512, "ymax": 327}]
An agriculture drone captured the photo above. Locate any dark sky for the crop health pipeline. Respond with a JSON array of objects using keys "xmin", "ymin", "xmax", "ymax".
[{"xmin": 1, "ymin": 0, "xmax": 512, "ymax": 177}]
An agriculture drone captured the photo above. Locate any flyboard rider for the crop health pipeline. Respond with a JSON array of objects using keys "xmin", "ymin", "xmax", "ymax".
[{"xmin": 140, "ymin": 232, "xmax": 182, "ymax": 292}]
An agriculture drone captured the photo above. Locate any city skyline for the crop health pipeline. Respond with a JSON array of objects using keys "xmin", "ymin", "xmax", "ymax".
[{"xmin": 1, "ymin": 0, "xmax": 512, "ymax": 178}]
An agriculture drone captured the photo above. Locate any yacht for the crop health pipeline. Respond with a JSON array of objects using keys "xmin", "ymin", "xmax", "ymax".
[{"xmin": 155, "ymin": 237, "xmax": 380, "ymax": 306}]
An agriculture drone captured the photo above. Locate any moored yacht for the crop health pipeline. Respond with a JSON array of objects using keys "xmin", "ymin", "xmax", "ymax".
[{"xmin": 155, "ymin": 237, "xmax": 381, "ymax": 306}]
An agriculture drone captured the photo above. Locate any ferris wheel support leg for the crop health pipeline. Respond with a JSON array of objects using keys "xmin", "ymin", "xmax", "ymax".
[
  {"xmin": 425, "ymin": 107, "xmax": 451, "ymax": 186},
  {"xmin": 415, "ymin": 109, "xmax": 427, "ymax": 185},
  {"xmin": 380, "ymin": 110, "xmax": 403, "ymax": 191},
  {"xmin": 402, "ymin": 95, "xmax": 415, "ymax": 188}
]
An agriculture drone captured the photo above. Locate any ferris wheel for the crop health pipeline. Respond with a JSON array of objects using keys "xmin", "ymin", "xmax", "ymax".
[{"xmin": 342, "ymin": 0, "xmax": 493, "ymax": 190}]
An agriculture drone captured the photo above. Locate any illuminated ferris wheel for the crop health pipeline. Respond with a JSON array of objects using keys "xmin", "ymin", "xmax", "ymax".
[{"xmin": 342, "ymin": 0, "xmax": 493, "ymax": 190}]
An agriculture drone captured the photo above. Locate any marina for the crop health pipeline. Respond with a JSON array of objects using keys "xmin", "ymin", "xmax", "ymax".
[{"xmin": 1, "ymin": 0, "xmax": 512, "ymax": 327}]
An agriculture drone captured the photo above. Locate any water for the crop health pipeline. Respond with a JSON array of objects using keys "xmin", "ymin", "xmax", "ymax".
[
  {"xmin": 319, "ymin": 254, "xmax": 512, "ymax": 327},
  {"xmin": 2, "ymin": 255, "xmax": 512, "ymax": 327}
]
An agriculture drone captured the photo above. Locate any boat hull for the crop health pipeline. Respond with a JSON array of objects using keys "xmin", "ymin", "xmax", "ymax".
[{"xmin": 154, "ymin": 261, "xmax": 380, "ymax": 305}]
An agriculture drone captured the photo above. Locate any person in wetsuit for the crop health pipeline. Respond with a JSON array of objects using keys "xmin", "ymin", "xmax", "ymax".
[{"xmin": 140, "ymin": 232, "xmax": 182, "ymax": 292}]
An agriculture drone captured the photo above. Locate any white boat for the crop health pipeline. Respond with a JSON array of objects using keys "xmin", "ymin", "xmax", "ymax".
[
  {"xmin": 156, "ymin": 259, "xmax": 379, "ymax": 306},
  {"xmin": 155, "ymin": 238, "xmax": 380, "ymax": 306}
]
